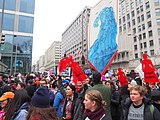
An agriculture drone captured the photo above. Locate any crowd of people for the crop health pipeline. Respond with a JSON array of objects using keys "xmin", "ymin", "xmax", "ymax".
[{"xmin": 0, "ymin": 70, "xmax": 159, "ymax": 120}]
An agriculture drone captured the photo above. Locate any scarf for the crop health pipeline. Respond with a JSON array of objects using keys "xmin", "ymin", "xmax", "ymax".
[{"xmin": 84, "ymin": 106, "xmax": 106, "ymax": 120}]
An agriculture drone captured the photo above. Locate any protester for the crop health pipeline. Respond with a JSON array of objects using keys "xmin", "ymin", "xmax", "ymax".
[
  {"xmin": 62, "ymin": 84, "xmax": 83, "ymax": 120},
  {"xmin": 5, "ymin": 89, "xmax": 30, "ymax": 120},
  {"xmin": 27, "ymin": 86, "xmax": 59, "ymax": 120},
  {"xmin": 0, "ymin": 92, "xmax": 14, "ymax": 120},
  {"xmin": 89, "ymin": 72, "xmax": 111, "ymax": 116},
  {"xmin": 106, "ymin": 80, "xmax": 120, "ymax": 120},
  {"xmin": 151, "ymin": 90, "xmax": 160, "ymax": 111},
  {"xmin": 123, "ymin": 85, "xmax": 160, "ymax": 120},
  {"xmin": 83, "ymin": 90, "xmax": 111, "ymax": 120},
  {"xmin": 16, "ymin": 82, "xmax": 26, "ymax": 90}
]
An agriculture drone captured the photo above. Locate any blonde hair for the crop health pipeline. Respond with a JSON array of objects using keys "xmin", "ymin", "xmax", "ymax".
[
  {"xmin": 129, "ymin": 85, "xmax": 147, "ymax": 96},
  {"xmin": 86, "ymin": 90, "xmax": 106, "ymax": 107}
]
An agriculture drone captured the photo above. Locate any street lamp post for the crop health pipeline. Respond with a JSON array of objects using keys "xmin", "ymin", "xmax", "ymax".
[{"xmin": 127, "ymin": 33, "xmax": 142, "ymax": 62}]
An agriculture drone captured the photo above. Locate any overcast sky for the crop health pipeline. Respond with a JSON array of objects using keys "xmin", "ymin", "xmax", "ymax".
[{"xmin": 33, "ymin": 0, "xmax": 100, "ymax": 64}]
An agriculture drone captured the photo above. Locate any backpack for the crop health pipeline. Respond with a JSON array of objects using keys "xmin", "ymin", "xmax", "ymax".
[{"xmin": 149, "ymin": 104, "xmax": 154, "ymax": 117}]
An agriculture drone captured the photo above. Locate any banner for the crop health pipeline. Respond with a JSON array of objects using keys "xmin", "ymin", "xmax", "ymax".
[{"xmin": 88, "ymin": 0, "xmax": 119, "ymax": 74}]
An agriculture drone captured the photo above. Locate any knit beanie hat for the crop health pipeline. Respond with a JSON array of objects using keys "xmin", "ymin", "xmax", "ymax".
[{"xmin": 31, "ymin": 87, "xmax": 50, "ymax": 108}]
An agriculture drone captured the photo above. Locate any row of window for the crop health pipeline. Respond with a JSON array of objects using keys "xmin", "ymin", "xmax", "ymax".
[
  {"xmin": 120, "ymin": 1, "xmax": 151, "ymax": 16},
  {"xmin": 135, "ymin": 49, "xmax": 155, "ymax": 59},
  {"xmin": 0, "ymin": 0, "xmax": 35, "ymax": 14},
  {"xmin": 0, "ymin": 13, "xmax": 34, "ymax": 33},
  {"xmin": 134, "ymin": 40, "xmax": 154, "ymax": 51},
  {"xmin": 0, "ymin": 35, "xmax": 33, "ymax": 54}
]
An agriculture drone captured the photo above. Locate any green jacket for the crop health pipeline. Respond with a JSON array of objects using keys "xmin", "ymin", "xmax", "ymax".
[{"xmin": 89, "ymin": 84, "xmax": 111, "ymax": 117}]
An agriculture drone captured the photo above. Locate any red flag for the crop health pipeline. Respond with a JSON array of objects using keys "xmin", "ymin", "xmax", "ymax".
[
  {"xmin": 58, "ymin": 56, "xmax": 73, "ymax": 73},
  {"xmin": 117, "ymin": 68, "xmax": 128, "ymax": 87},
  {"xmin": 142, "ymin": 54, "xmax": 159, "ymax": 84},
  {"xmin": 70, "ymin": 62, "xmax": 87, "ymax": 83}
]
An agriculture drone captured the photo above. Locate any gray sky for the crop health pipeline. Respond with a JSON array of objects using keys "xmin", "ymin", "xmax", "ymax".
[{"xmin": 33, "ymin": 0, "xmax": 100, "ymax": 64}]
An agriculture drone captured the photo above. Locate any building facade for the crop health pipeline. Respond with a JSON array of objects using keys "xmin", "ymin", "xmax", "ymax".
[
  {"xmin": 38, "ymin": 55, "xmax": 45, "ymax": 72},
  {"xmin": 44, "ymin": 41, "xmax": 61, "ymax": 73},
  {"xmin": 110, "ymin": 0, "xmax": 160, "ymax": 71},
  {"xmin": 61, "ymin": 7, "xmax": 91, "ymax": 65},
  {"xmin": 0, "ymin": 0, "xmax": 35, "ymax": 74}
]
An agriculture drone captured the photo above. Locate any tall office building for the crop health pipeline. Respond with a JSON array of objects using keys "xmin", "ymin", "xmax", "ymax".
[
  {"xmin": 111, "ymin": 0, "xmax": 160, "ymax": 71},
  {"xmin": 62, "ymin": 7, "xmax": 91, "ymax": 65},
  {"xmin": 0, "ymin": 0, "xmax": 35, "ymax": 74}
]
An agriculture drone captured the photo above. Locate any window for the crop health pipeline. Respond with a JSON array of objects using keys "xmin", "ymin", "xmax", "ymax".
[
  {"xmin": 3, "ymin": 0, "xmax": 16, "ymax": 11},
  {"xmin": 143, "ymin": 33, "xmax": 146, "ymax": 39},
  {"xmin": 123, "ymin": 16, "xmax": 125, "ymax": 23},
  {"xmin": 127, "ymin": 13, "xmax": 130, "ymax": 20},
  {"xmin": 150, "ymin": 50, "xmax": 154, "ymax": 56},
  {"xmin": 139, "ymin": 34, "xmax": 142, "ymax": 40},
  {"xmin": 123, "ymin": 24, "xmax": 126, "ymax": 31},
  {"xmin": 138, "ymin": 26, "xmax": 141, "ymax": 32},
  {"xmin": 126, "ymin": 5, "xmax": 130, "ymax": 12},
  {"xmin": 155, "ymin": 8, "xmax": 160, "ymax": 16},
  {"xmin": 145, "ymin": 1, "xmax": 150, "ymax": 9},
  {"xmin": 140, "ymin": 5, "xmax": 143, "ymax": 12},
  {"xmin": 13, "ymin": 36, "xmax": 33, "ymax": 54},
  {"xmin": 157, "ymin": 19, "xmax": 160, "ymax": 25},
  {"xmin": 134, "ymin": 45, "xmax": 138, "ymax": 50},
  {"xmin": 119, "ymin": 26, "xmax": 122, "ymax": 32},
  {"xmin": 131, "ymin": 11, "xmax": 135, "ymax": 17},
  {"xmin": 144, "ymin": 42, "xmax": 147, "ymax": 48},
  {"xmin": 133, "ymin": 28, "xmax": 136, "ymax": 34},
  {"xmin": 146, "ymin": 11, "xmax": 151, "ymax": 19},
  {"xmin": 158, "ymin": 28, "xmax": 160, "ymax": 35},
  {"xmin": 142, "ymin": 24, "xmax": 145, "ymax": 30},
  {"xmin": 135, "ymin": 53, "xmax": 138, "ymax": 59},
  {"xmin": 149, "ymin": 40, "xmax": 154, "ymax": 46},
  {"xmin": 134, "ymin": 36, "xmax": 137, "ymax": 42},
  {"xmin": 141, "ymin": 15, "xmax": 144, "ymax": 21},
  {"xmin": 18, "ymin": 15, "xmax": 34, "ymax": 33},
  {"xmin": 147, "ymin": 21, "xmax": 152, "ymax": 28},
  {"xmin": 137, "ymin": 17, "xmax": 140, "ymax": 24},
  {"xmin": 20, "ymin": 0, "xmax": 35, "ymax": 14},
  {"xmin": 140, "ymin": 43, "xmax": 143, "ymax": 49},
  {"xmin": 127, "ymin": 22, "xmax": 131, "ymax": 29},
  {"xmin": 2, "ymin": 13, "xmax": 15, "ymax": 31},
  {"xmin": 154, "ymin": 0, "xmax": 160, "ymax": 6},
  {"xmin": 119, "ymin": 18, "xmax": 121, "ymax": 25},
  {"xmin": 132, "ymin": 19, "xmax": 135, "ymax": 26},
  {"xmin": 137, "ymin": 8, "xmax": 140, "ymax": 14},
  {"xmin": 141, "ymin": 52, "xmax": 143, "ymax": 57},
  {"xmin": 135, "ymin": 0, "xmax": 139, "ymax": 6},
  {"xmin": 148, "ymin": 30, "xmax": 153, "ymax": 37},
  {"xmin": 131, "ymin": 2, "xmax": 134, "ymax": 9}
]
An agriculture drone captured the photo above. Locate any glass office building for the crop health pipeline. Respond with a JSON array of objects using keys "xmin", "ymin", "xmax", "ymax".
[{"xmin": 0, "ymin": 0, "xmax": 35, "ymax": 74}]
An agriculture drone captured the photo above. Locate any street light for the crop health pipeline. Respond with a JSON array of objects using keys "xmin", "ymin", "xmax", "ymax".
[
  {"xmin": 127, "ymin": 33, "xmax": 142, "ymax": 62},
  {"xmin": 128, "ymin": 34, "xmax": 140, "ymax": 41}
]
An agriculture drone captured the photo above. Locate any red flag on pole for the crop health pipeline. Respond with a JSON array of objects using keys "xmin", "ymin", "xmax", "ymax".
[
  {"xmin": 117, "ymin": 68, "xmax": 128, "ymax": 87},
  {"xmin": 70, "ymin": 62, "xmax": 87, "ymax": 84},
  {"xmin": 142, "ymin": 54, "xmax": 159, "ymax": 84}
]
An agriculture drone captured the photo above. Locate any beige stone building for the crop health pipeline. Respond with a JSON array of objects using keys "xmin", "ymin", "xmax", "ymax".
[
  {"xmin": 44, "ymin": 41, "xmax": 61, "ymax": 72},
  {"xmin": 110, "ymin": 0, "xmax": 160, "ymax": 72}
]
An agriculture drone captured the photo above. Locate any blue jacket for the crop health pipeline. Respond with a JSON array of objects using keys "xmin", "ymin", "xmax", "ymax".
[
  {"xmin": 53, "ymin": 91, "xmax": 64, "ymax": 117},
  {"xmin": 12, "ymin": 102, "xmax": 29, "ymax": 120}
]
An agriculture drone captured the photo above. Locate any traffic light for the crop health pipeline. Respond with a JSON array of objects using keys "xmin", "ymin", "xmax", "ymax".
[{"xmin": 0, "ymin": 34, "xmax": 5, "ymax": 44}]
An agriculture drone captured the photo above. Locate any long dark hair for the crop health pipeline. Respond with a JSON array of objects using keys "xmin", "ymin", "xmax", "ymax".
[
  {"xmin": 26, "ymin": 105, "xmax": 59, "ymax": 120},
  {"xmin": 5, "ymin": 89, "xmax": 30, "ymax": 120}
]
